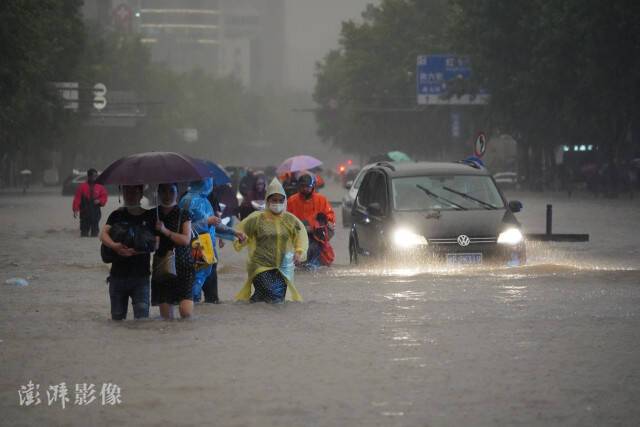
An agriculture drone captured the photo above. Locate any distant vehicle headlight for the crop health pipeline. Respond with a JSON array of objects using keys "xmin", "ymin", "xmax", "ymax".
[
  {"xmin": 497, "ymin": 228, "xmax": 523, "ymax": 245},
  {"xmin": 393, "ymin": 228, "xmax": 428, "ymax": 248}
]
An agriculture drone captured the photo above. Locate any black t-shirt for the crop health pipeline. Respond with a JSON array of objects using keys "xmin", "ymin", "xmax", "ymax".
[{"xmin": 106, "ymin": 208, "xmax": 157, "ymax": 278}]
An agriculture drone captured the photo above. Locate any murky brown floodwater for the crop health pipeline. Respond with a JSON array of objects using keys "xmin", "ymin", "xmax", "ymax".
[{"xmin": 1, "ymin": 188, "xmax": 639, "ymax": 426}]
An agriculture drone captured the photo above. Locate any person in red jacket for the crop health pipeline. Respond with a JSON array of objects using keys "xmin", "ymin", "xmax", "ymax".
[
  {"xmin": 287, "ymin": 173, "xmax": 335, "ymax": 268},
  {"xmin": 72, "ymin": 168, "xmax": 108, "ymax": 237}
]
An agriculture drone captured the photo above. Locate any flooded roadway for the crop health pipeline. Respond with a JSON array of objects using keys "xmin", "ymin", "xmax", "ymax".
[{"xmin": 1, "ymin": 187, "xmax": 639, "ymax": 426}]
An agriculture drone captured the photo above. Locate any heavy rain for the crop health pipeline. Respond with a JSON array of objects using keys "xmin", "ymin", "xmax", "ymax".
[{"xmin": 1, "ymin": 1, "xmax": 640, "ymax": 426}]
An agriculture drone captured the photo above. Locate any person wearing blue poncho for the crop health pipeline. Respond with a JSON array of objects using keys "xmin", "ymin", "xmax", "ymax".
[{"xmin": 179, "ymin": 178, "xmax": 219, "ymax": 303}]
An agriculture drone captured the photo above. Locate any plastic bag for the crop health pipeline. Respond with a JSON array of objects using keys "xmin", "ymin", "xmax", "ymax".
[
  {"xmin": 108, "ymin": 222, "xmax": 155, "ymax": 253},
  {"xmin": 192, "ymin": 231, "xmax": 215, "ymax": 270},
  {"xmin": 280, "ymin": 251, "xmax": 295, "ymax": 283},
  {"xmin": 5, "ymin": 277, "xmax": 28, "ymax": 286}
]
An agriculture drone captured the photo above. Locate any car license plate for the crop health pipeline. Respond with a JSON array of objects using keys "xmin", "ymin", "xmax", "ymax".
[{"xmin": 446, "ymin": 253, "xmax": 482, "ymax": 265}]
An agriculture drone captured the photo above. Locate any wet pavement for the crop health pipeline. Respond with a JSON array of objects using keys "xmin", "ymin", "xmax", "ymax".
[{"xmin": 0, "ymin": 186, "xmax": 639, "ymax": 426}]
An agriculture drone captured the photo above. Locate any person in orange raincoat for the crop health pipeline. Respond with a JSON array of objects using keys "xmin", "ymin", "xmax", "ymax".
[{"xmin": 286, "ymin": 173, "xmax": 335, "ymax": 268}]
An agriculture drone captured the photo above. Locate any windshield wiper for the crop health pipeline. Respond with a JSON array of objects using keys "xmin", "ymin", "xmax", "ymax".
[
  {"xmin": 441, "ymin": 186, "xmax": 499, "ymax": 210},
  {"xmin": 416, "ymin": 185, "xmax": 466, "ymax": 210}
]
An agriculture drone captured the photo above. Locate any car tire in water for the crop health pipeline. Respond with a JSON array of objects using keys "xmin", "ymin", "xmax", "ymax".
[{"xmin": 349, "ymin": 238, "xmax": 358, "ymax": 265}]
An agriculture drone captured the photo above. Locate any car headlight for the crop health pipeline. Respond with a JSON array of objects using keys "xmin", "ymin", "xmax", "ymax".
[
  {"xmin": 497, "ymin": 228, "xmax": 523, "ymax": 245},
  {"xmin": 393, "ymin": 228, "xmax": 428, "ymax": 248}
]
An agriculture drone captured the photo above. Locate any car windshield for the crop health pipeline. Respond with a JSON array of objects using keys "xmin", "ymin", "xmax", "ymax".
[{"xmin": 392, "ymin": 175, "xmax": 504, "ymax": 211}]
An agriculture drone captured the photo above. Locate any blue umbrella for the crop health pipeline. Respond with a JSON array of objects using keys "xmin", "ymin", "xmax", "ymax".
[{"xmin": 201, "ymin": 160, "xmax": 231, "ymax": 185}]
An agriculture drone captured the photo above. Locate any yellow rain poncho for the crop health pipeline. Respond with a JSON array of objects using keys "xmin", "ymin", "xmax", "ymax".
[{"xmin": 233, "ymin": 178, "xmax": 308, "ymax": 301}]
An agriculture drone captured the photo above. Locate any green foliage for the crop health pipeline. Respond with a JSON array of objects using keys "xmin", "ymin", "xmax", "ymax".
[
  {"xmin": 0, "ymin": 0, "xmax": 84, "ymax": 154},
  {"xmin": 459, "ymin": 1, "xmax": 640, "ymax": 145},
  {"xmin": 313, "ymin": 0, "xmax": 455, "ymax": 158},
  {"xmin": 316, "ymin": 0, "xmax": 640, "ymax": 188},
  {"xmin": 450, "ymin": 0, "xmax": 640, "ymax": 190},
  {"xmin": 0, "ymin": 3, "xmax": 305, "ymax": 174}
]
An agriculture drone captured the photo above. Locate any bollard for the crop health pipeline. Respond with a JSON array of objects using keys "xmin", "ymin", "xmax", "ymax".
[{"xmin": 526, "ymin": 203, "xmax": 588, "ymax": 242}]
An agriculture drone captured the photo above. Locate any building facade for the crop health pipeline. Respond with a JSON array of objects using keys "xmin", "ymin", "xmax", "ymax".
[{"xmin": 83, "ymin": 0, "xmax": 284, "ymax": 92}]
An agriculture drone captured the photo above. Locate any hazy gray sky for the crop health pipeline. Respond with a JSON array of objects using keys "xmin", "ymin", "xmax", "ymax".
[{"xmin": 284, "ymin": 0, "xmax": 375, "ymax": 91}]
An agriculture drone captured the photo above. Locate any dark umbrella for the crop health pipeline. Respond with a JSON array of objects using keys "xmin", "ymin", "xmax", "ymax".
[
  {"xmin": 96, "ymin": 152, "xmax": 213, "ymax": 185},
  {"xmin": 201, "ymin": 160, "xmax": 231, "ymax": 185},
  {"xmin": 97, "ymin": 152, "xmax": 215, "ymax": 217}
]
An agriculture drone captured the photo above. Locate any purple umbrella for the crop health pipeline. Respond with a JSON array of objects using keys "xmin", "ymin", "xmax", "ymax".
[
  {"xmin": 276, "ymin": 155, "xmax": 323, "ymax": 175},
  {"xmin": 96, "ymin": 152, "xmax": 213, "ymax": 185}
]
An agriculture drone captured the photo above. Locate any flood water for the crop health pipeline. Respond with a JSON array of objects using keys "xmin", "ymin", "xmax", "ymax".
[{"xmin": 1, "ymin": 186, "xmax": 639, "ymax": 426}]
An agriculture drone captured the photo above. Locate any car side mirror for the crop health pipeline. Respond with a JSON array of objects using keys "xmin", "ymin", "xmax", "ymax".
[
  {"xmin": 508, "ymin": 200, "xmax": 523, "ymax": 212},
  {"xmin": 345, "ymin": 180, "xmax": 353, "ymax": 189},
  {"xmin": 367, "ymin": 202, "xmax": 383, "ymax": 216}
]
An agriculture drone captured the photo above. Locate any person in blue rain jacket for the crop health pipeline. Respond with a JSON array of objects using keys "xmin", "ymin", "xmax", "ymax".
[{"xmin": 179, "ymin": 178, "xmax": 219, "ymax": 303}]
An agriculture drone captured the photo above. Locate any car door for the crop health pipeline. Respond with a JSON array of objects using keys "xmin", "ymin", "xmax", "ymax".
[
  {"xmin": 342, "ymin": 167, "xmax": 369, "ymax": 224},
  {"xmin": 366, "ymin": 172, "xmax": 390, "ymax": 257},
  {"xmin": 352, "ymin": 171, "xmax": 376, "ymax": 255},
  {"xmin": 352, "ymin": 171, "xmax": 387, "ymax": 257},
  {"xmin": 348, "ymin": 166, "xmax": 369, "ymax": 202}
]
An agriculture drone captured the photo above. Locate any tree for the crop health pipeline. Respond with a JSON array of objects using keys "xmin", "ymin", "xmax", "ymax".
[
  {"xmin": 0, "ymin": 0, "xmax": 84, "ymax": 185},
  {"xmin": 313, "ymin": 0, "xmax": 455, "ymax": 160},
  {"xmin": 451, "ymin": 0, "xmax": 640, "ymax": 192}
]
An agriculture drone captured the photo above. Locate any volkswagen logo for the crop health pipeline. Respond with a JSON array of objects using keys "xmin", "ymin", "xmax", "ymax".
[{"xmin": 457, "ymin": 234, "xmax": 471, "ymax": 247}]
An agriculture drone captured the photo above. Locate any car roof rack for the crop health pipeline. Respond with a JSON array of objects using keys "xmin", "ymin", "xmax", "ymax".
[{"xmin": 375, "ymin": 161, "xmax": 396, "ymax": 171}]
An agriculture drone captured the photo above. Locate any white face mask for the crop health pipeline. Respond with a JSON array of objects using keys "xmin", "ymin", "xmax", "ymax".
[{"xmin": 269, "ymin": 202, "xmax": 285, "ymax": 214}]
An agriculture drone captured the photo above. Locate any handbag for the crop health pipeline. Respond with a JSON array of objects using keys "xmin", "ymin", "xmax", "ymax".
[
  {"xmin": 152, "ymin": 208, "xmax": 182, "ymax": 282},
  {"xmin": 131, "ymin": 225, "xmax": 157, "ymax": 253},
  {"xmin": 100, "ymin": 244, "xmax": 115, "ymax": 263},
  {"xmin": 100, "ymin": 222, "xmax": 134, "ymax": 264},
  {"xmin": 105, "ymin": 220, "xmax": 155, "ymax": 253},
  {"xmin": 152, "ymin": 248, "xmax": 177, "ymax": 283}
]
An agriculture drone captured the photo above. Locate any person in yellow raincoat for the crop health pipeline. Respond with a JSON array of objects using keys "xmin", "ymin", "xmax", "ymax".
[{"xmin": 233, "ymin": 178, "xmax": 308, "ymax": 303}]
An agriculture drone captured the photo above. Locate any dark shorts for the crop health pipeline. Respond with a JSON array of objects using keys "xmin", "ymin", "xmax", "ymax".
[
  {"xmin": 251, "ymin": 269, "xmax": 287, "ymax": 304},
  {"xmin": 108, "ymin": 276, "xmax": 150, "ymax": 320}
]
